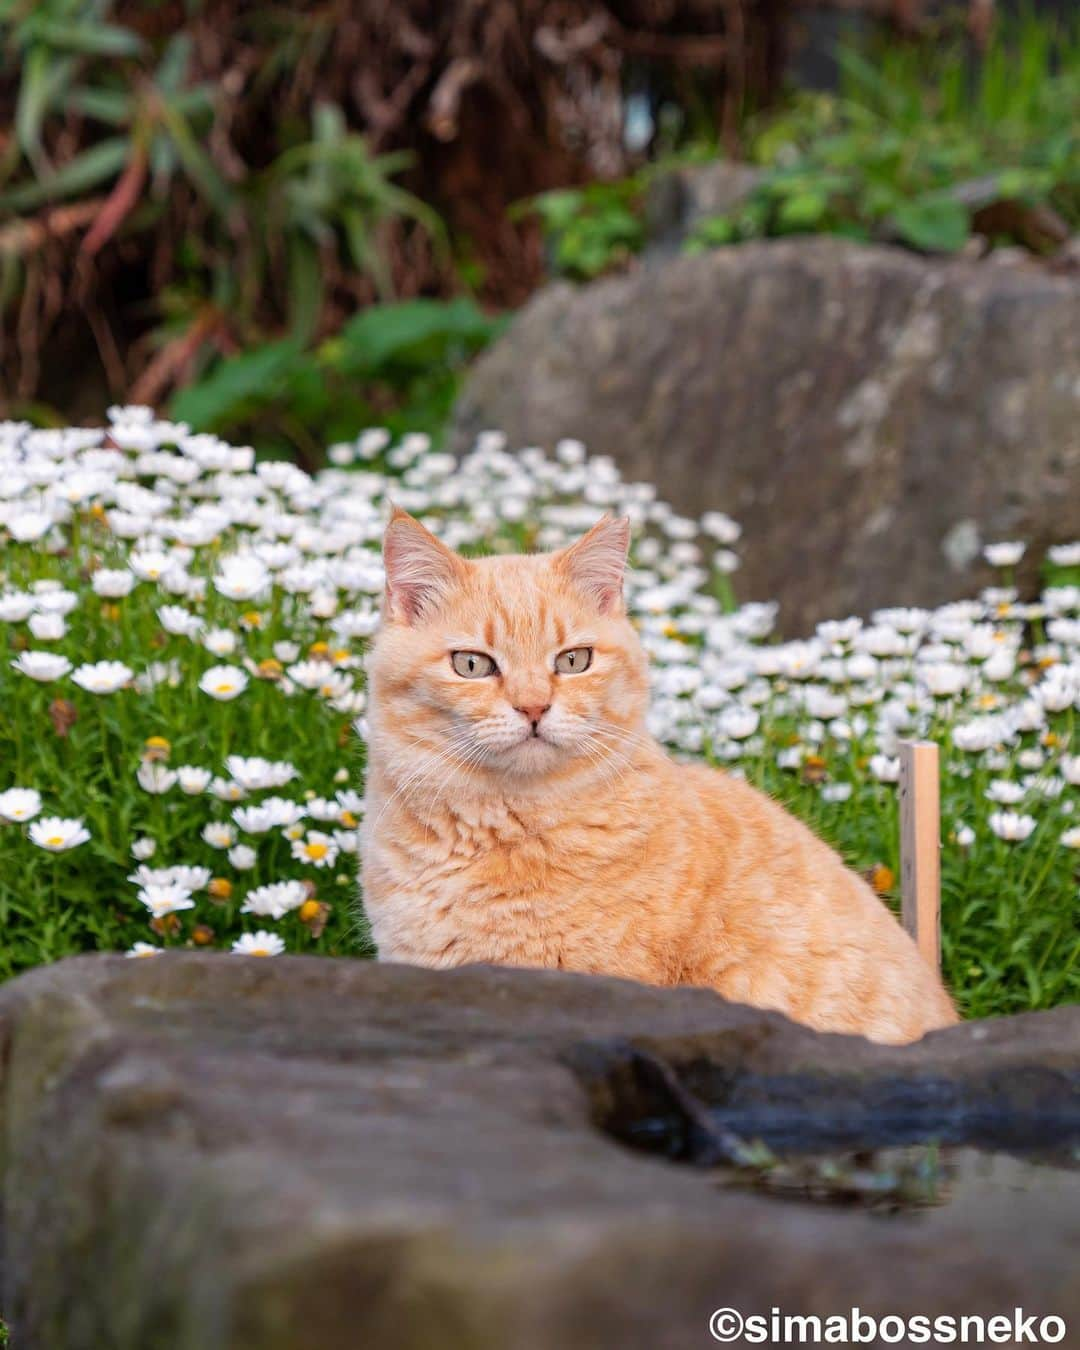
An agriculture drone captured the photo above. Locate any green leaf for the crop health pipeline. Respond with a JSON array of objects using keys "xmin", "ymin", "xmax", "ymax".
[
  {"xmin": 331, "ymin": 298, "xmax": 501, "ymax": 377},
  {"xmin": 0, "ymin": 137, "xmax": 129, "ymax": 210},
  {"xmin": 155, "ymin": 99, "xmax": 232, "ymax": 215},
  {"xmin": 891, "ymin": 197, "xmax": 970, "ymax": 253},
  {"xmin": 775, "ymin": 190, "xmax": 830, "ymax": 231},
  {"xmin": 27, "ymin": 19, "xmax": 143, "ymax": 58},
  {"xmin": 170, "ymin": 339, "xmax": 307, "ymax": 429},
  {"xmin": 286, "ymin": 237, "xmax": 323, "ymax": 342},
  {"xmin": 65, "ymin": 85, "xmax": 134, "ymax": 126},
  {"xmin": 154, "ymin": 34, "xmax": 192, "ymax": 95},
  {"xmin": 15, "ymin": 45, "xmax": 73, "ymax": 161},
  {"xmin": 686, "ymin": 214, "xmax": 737, "ymax": 250},
  {"xmin": 520, "ymin": 189, "xmax": 584, "ymax": 231}
]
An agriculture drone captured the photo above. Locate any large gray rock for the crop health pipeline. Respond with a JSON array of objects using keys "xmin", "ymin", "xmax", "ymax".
[
  {"xmin": 452, "ymin": 239, "xmax": 1080, "ymax": 632},
  {"xmin": 2, "ymin": 954, "xmax": 1080, "ymax": 1348}
]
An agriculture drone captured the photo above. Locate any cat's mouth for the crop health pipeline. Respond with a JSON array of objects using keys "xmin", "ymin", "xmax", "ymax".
[{"xmin": 507, "ymin": 729, "xmax": 562, "ymax": 763}]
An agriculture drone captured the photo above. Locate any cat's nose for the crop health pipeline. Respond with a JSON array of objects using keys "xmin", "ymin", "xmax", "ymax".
[{"xmin": 515, "ymin": 703, "xmax": 551, "ymax": 728}]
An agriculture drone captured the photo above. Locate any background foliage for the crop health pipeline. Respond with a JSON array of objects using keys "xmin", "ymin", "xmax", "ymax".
[
  {"xmin": 0, "ymin": 0, "xmax": 794, "ymax": 439},
  {"xmin": 0, "ymin": 4, "xmax": 1075, "ymax": 451}
]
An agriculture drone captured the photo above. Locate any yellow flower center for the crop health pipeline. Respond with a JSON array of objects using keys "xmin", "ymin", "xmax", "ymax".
[
  {"xmin": 305, "ymin": 842, "xmax": 329, "ymax": 861},
  {"xmin": 250, "ymin": 947, "xmax": 270, "ymax": 957},
  {"xmin": 46, "ymin": 835, "xmax": 64, "ymax": 847},
  {"xmin": 214, "ymin": 682, "xmax": 235, "ymax": 694}
]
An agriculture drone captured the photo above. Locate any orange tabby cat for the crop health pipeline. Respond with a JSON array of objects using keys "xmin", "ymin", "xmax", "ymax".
[{"xmin": 361, "ymin": 509, "xmax": 957, "ymax": 1044}]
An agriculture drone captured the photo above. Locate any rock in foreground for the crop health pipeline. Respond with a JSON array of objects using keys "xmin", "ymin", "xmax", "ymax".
[
  {"xmin": 452, "ymin": 238, "xmax": 1080, "ymax": 631},
  {"xmin": 2, "ymin": 955, "xmax": 1079, "ymax": 1349}
]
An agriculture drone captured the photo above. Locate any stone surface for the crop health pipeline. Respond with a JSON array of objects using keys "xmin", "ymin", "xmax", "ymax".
[
  {"xmin": 451, "ymin": 238, "xmax": 1080, "ymax": 632},
  {"xmin": 643, "ymin": 160, "xmax": 762, "ymax": 253},
  {"xmin": 1, "ymin": 955, "xmax": 1079, "ymax": 1349}
]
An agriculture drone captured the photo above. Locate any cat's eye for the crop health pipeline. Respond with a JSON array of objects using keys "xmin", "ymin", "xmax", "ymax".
[
  {"xmin": 451, "ymin": 651, "xmax": 498, "ymax": 679},
  {"xmin": 554, "ymin": 647, "xmax": 593, "ymax": 675}
]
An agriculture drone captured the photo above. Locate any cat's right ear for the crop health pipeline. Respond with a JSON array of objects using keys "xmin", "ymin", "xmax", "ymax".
[{"xmin": 382, "ymin": 506, "xmax": 465, "ymax": 624}]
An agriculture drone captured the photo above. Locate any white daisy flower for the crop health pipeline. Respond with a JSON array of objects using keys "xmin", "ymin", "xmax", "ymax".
[
  {"xmin": 11, "ymin": 651, "xmax": 72, "ymax": 682},
  {"xmin": 177, "ymin": 766, "xmax": 213, "ymax": 794},
  {"xmin": 202, "ymin": 628, "xmax": 238, "ymax": 657},
  {"xmin": 0, "ymin": 592, "xmax": 35, "ymax": 622},
  {"xmin": 241, "ymin": 880, "xmax": 307, "ymax": 919},
  {"xmin": 137, "ymin": 883, "xmax": 195, "ymax": 918},
  {"xmin": 136, "ymin": 762, "xmax": 177, "ymax": 794},
  {"xmin": 92, "ymin": 569, "xmax": 137, "ymax": 598},
  {"xmin": 232, "ymin": 931, "xmax": 286, "ymax": 957},
  {"xmin": 28, "ymin": 611, "xmax": 66, "ymax": 641},
  {"xmin": 228, "ymin": 844, "xmax": 257, "ymax": 871},
  {"xmin": 8, "ymin": 509, "xmax": 54, "ymax": 541},
  {"xmin": 126, "ymin": 942, "xmax": 164, "ymax": 958},
  {"xmin": 224, "ymin": 756, "xmax": 298, "ymax": 790},
  {"xmin": 305, "ymin": 797, "xmax": 343, "ymax": 822},
  {"xmin": 717, "ymin": 706, "xmax": 759, "ymax": 741},
  {"xmin": 264, "ymin": 797, "xmax": 310, "ymax": 827},
  {"xmin": 28, "ymin": 816, "xmax": 91, "ymax": 851},
  {"xmin": 983, "ymin": 541, "xmax": 1025, "ymax": 568},
  {"xmin": 1046, "ymin": 542, "xmax": 1080, "ymax": 567},
  {"xmin": 232, "ymin": 805, "xmax": 274, "ymax": 834},
  {"xmin": 214, "ymin": 555, "xmax": 271, "ymax": 601},
  {"xmin": 988, "ymin": 811, "xmax": 1037, "ymax": 843},
  {"xmin": 202, "ymin": 822, "xmax": 237, "ymax": 849},
  {"xmin": 157, "ymin": 605, "xmax": 204, "ymax": 638},
  {"xmin": 128, "ymin": 548, "xmax": 172, "ymax": 581},
  {"xmin": 869, "ymin": 755, "xmax": 900, "ymax": 783},
  {"xmin": 129, "ymin": 864, "xmax": 211, "ymax": 892},
  {"xmin": 290, "ymin": 830, "xmax": 339, "ymax": 869},
  {"xmin": 0, "ymin": 787, "xmax": 42, "ymax": 822},
  {"xmin": 198, "ymin": 665, "xmax": 249, "ymax": 700},
  {"xmin": 71, "ymin": 660, "xmax": 133, "ymax": 694}
]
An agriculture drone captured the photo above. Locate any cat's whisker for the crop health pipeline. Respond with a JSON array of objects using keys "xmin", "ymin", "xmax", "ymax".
[
  {"xmin": 369, "ymin": 730, "xmax": 482, "ymax": 829},
  {"xmin": 416, "ymin": 738, "xmax": 494, "ymax": 834}
]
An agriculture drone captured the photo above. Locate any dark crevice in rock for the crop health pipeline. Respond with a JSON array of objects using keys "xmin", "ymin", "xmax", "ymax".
[{"xmin": 569, "ymin": 1042, "xmax": 1080, "ymax": 1164}]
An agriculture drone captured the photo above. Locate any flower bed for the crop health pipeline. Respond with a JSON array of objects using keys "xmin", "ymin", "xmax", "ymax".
[{"xmin": 1, "ymin": 409, "xmax": 1077, "ymax": 1016}]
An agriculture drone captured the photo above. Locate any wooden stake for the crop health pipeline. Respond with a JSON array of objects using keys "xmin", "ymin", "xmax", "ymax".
[{"xmin": 898, "ymin": 740, "xmax": 941, "ymax": 971}]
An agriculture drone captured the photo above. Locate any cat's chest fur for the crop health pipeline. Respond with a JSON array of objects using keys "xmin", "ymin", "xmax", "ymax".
[{"xmin": 363, "ymin": 791, "xmax": 641, "ymax": 971}]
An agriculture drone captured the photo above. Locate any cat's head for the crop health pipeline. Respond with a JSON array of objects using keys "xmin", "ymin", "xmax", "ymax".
[{"xmin": 368, "ymin": 509, "xmax": 649, "ymax": 786}]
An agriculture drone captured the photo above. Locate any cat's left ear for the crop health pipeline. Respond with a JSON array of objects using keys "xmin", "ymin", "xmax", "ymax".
[
  {"xmin": 554, "ymin": 515, "xmax": 631, "ymax": 615},
  {"xmin": 383, "ymin": 506, "xmax": 466, "ymax": 624}
]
